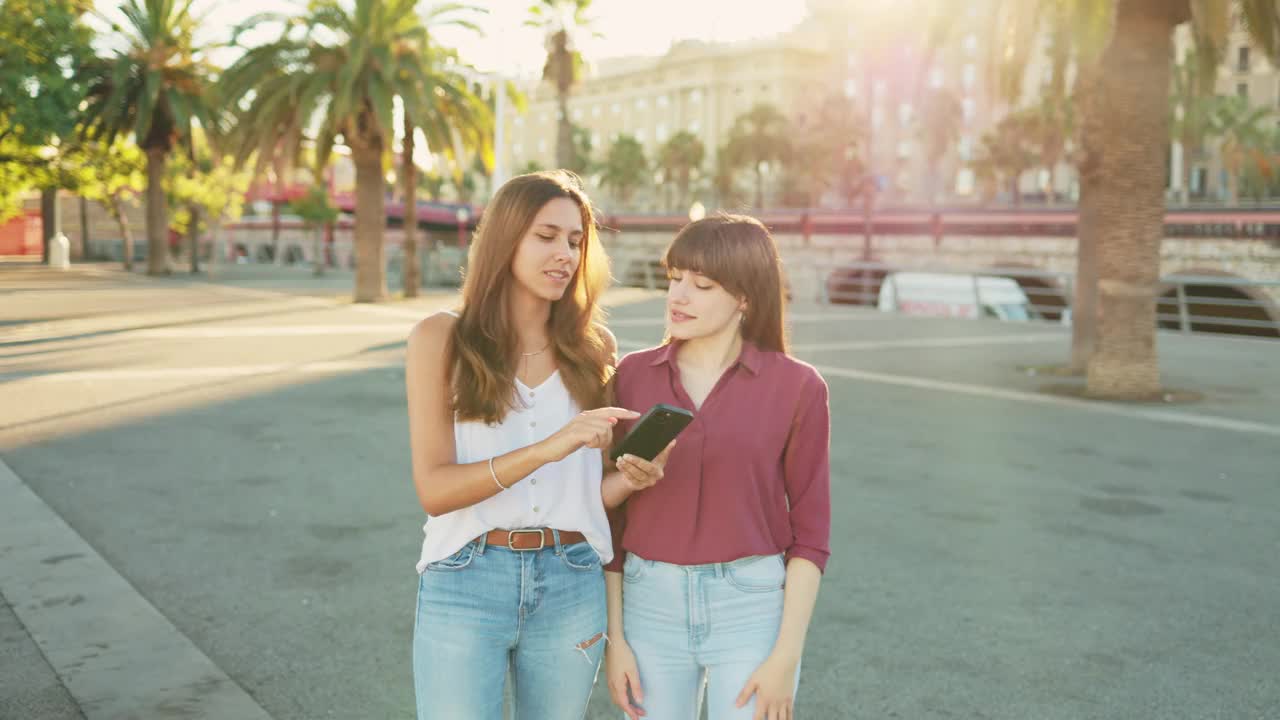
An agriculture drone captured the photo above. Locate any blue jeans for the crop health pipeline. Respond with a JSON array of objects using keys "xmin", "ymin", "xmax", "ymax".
[
  {"xmin": 413, "ymin": 534, "xmax": 606, "ymax": 720},
  {"xmin": 621, "ymin": 552, "xmax": 800, "ymax": 720}
]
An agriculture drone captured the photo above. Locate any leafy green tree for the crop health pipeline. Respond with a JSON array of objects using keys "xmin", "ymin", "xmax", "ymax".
[
  {"xmin": 656, "ymin": 130, "xmax": 705, "ymax": 211},
  {"xmin": 599, "ymin": 134, "xmax": 648, "ymax": 209},
  {"xmin": 723, "ymin": 103, "xmax": 791, "ymax": 209}
]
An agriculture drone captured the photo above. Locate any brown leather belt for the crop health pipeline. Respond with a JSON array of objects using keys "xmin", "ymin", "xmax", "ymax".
[{"xmin": 481, "ymin": 528, "xmax": 587, "ymax": 551}]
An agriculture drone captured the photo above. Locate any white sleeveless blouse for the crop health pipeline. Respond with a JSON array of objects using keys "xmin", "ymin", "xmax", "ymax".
[{"xmin": 415, "ymin": 315, "xmax": 612, "ymax": 572}]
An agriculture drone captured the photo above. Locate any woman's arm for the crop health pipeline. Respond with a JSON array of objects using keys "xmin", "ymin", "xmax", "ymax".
[
  {"xmin": 604, "ymin": 571, "xmax": 645, "ymax": 720},
  {"xmin": 406, "ymin": 313, "xmax": 635, "ymax": 516}
]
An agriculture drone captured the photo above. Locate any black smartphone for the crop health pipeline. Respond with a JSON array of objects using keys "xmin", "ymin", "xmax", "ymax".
[{"xmin": 610, "ymin": 403, "xmax": 695, "ymax": 462}]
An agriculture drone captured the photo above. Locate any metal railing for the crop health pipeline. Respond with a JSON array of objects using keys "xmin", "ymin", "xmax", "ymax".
[{"xmin": 610, "ymin": 252, "xmax": 1280, "ymax": 339}]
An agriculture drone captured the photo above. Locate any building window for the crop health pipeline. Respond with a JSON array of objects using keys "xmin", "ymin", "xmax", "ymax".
[
  {"xmin": 636, "ymin": 98, "xmax": 648, "ymax": 110},
  {"xmin": 538, "ymin": 139, "xmax": 547, "ymax": 152},
  {"xmin": 962, "ymin": 98, "xmax": 976, "ymax": 122},
  {"xmin": 958, "ymin": 136, "xmax": 973, "ymax": 161},
  {"xmin": 657, "ymin": 95, "xmax": 669, "ymax": 108},
  {"xmin": 896, "ymin": 140, "xmax": 912, "ymax": 158},
  {"xmin": 1238, "ymin": 82, "xmax": 1249, "ymax": 99},
  {"xmin": 572, "ymin": 108, "xmax": 582, "ymax": 120},
  {"xmin": 844, "ymin": 78, "xmax": 857, "ymax": 98},
  {"xmin": 635, "ymin": 129, "xmax": 646, "ymax": 142},
  {"xmin": 689, "ymin": 121, "xmax": 700, "ymax": 134},
  {"xmin": 691, "ymin": 89, "xmax": 702, "ymax": 103},
  {"xmin": 513, "ymin": 143, "xmax": 523, "ymax": 156},
  {"xmin": 592, "ymin": 105, "xmax": 601, "ymax": 117},
  {"xmin": 656, "ymin": 123, "xmax": 667, "ymax": 141},
  {"xmin": 929, "ymin": 67, "xmax": 944, "ymax": 88},
  {"xmin": 515, "ymin": 116, "xmax": 524, "ymax": 126},
  {"xmin": 612, "ymin": 102, "xmax": 621, "ymax": 113},
  {"xmin": 898, "ymin": 103, "xmax": 913, "ymax": 126},
  {"xmin": 964, "ymin": 33, "xmax": 978, "ymax": 54},
  {"xmin": 962, "ymin": 63, "xmax": 976, "ymax": 89},
  {"xmin": 1239, "ymin": 46, "xmax": 1251, "ymax": 72}
]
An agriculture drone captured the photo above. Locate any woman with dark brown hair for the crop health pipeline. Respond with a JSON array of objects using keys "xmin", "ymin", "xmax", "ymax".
[
  {"xmin": 602, "ymin": 214, "xmax": 832, "ymax": 720},
  {"xmin": 405, "ymin": 170, "xmax": 636, "ymax": 719}
]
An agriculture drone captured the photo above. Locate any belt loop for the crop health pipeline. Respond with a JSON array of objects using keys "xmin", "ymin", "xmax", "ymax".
[
  {"xmin": 551, "ymin": 529, "xmax": 563, "ymax": 554},
  {"xmin": 713, "ymin": 562, "xmax": 725, "ymax": 578},
  {"xmin": 476, "ymin": 533, "xmax": 488, "ymax": 555}
]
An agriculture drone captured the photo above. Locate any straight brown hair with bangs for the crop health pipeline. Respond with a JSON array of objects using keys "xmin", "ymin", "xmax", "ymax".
[
  {"xmin": 662, "ymin": 213, "xmax": 789, "ymax": 353},
  {"xmin": 450, "ymin": 171, "xmax": 613, "ymax": 424}
]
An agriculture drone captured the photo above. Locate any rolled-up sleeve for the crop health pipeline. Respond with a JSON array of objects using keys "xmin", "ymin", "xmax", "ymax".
[{"xmin": 782, "ymin": 370, "xmax": 831, "ymax": 572}]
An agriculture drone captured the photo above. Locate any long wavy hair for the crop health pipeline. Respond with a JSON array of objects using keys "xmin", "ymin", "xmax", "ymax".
[
  {"xmin": 662, "ymin": 213, "xmax": 789, "ymax": 353},
  {"xmin": 449, "ymin": 171, "xmax": 613, "ymax": 424}
]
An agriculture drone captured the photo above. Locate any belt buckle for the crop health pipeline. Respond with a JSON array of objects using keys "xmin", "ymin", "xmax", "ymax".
[{"xmin": 507, "ymin": 529, "xmax": 546, "ymax": 551}]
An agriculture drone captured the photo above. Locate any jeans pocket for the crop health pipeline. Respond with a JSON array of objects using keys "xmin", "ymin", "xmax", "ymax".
[
  {"xmin": 724, "ymin": 554, "xmax": 785, "ymax": 593},
  {"xmin": 622, "ymin": 553, "xmax": 648, "ymax": 583},
  {"xmin": 560, "ymin": 542, "xmax": 602, "ymax": 571},
  {"xmin": 424, "ymin": 541, "xmax": 478, "ymax": 572}
]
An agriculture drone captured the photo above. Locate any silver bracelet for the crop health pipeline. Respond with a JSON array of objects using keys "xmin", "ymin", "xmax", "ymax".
[{"xmin": 489, "ymin": 457, "xmax": 508, "ymax": 490}]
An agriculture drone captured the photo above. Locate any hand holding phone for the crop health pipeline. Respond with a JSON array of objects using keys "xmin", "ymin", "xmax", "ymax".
[{"xmin": 610, "ymin": 403, "xmax": 694, "ymax": 462}]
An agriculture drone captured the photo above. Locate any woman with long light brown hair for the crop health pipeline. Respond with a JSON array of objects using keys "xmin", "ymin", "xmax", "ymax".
[{"xmin": 405, "ymin": 170, "xmax": 636, "ymax": 719}]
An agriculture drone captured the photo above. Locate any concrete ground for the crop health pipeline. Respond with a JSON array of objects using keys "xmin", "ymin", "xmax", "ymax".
[{"xmin": 1, "ymin": 262, "xmax": 1277, "ymax": 719}]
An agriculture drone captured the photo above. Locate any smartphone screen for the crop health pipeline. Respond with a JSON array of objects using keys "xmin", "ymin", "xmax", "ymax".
[{"xmin": 610, "ymin": 403, "xmax": 695, "ymax": 462}]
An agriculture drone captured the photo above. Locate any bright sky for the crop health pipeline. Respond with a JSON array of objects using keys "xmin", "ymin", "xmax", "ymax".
[{"xmin": 97, "ymin": 0, "xmax": 809, "ymax": 77}]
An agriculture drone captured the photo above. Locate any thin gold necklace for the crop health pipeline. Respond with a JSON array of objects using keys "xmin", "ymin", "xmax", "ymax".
[{"xmin": 520, "ymin": 344, "xmax": 550, "ymax": 358}]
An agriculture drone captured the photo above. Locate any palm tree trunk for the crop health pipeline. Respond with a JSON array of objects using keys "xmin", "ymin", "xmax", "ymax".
[
  {"xmin": 754, "ymin": 165, "xmax": 764, "ymax": 210},
  {"xmin": 1070, "ymin": 63, "xmax": 1105, "ymax": 374},
  {"xmin": 556, "ymin": 96, "xmax": 574, "ymax": 170},
  {"xmin": 271, "ymin": 153, "xmax": 285, "ymax": 265},
  {"xmin": 401, "ymin": 116, "xmax": 420, "ymax": 298},
  {"xmin": 1085, "ymin": 0, "xmax": 1184, "ymax": 399},
  {"xmin": 352, "ymin": 141, "xmax": 387, "ymax": 303},
  {"xmin": 145, "ymin": 146, "xmax": 169, "ymax": 276},
  {"xmin": 188, "ymin": 205, "xmax": 200, "ymax": 274},
  {"xmin": 79, "ymin": 195, "xmax": 90, "ymax": 260},
  {"xmin": 109, "ymin": 196, "xmax": 135, "ymax": 271}
]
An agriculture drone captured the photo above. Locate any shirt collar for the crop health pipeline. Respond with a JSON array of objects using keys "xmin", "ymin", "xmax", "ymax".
[{"xmin": 649, "ymin": 339, "xmax": 761, "ymax": 376}]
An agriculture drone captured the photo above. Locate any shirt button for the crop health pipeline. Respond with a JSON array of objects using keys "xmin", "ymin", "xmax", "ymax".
[
  {"xmin": 529, "ymin": 391, "xmax": 535, "ymax": 398},
  {"xmin": 530, "ymin": 421, "xmax": 536, "ymax": 427},
  {"xmin": 530, "ymin": 478, "xmax": 537, "ymax": 485},
  {"xmin": 532, "ymin": 505, "xmax": 540, "ymax": 512}
]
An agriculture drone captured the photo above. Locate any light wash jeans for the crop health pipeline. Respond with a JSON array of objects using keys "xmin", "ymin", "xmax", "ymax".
[
  {"xmin": 621, "ymin": 552, "xmax": 800, "ymax": 720},
  {"xmin": 413, "ymin": 533, "xmax": 606, "ymax": 720}
]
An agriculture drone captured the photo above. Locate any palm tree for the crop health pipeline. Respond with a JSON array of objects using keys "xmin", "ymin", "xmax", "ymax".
[
  {"xmin": 724, "ymin": 103, "xmax": 792, "ymax": 209},
  {"xmin": 527, "ymin": 0, "xmax": 594, "ymax": 170},
  {"xmin": 973, "ymin": 0, "xmax": 1280, "ymax": 397},
  {"xmin": 1169, "ymin": 45, "xmax": 1222, "ymax": 205},
  {"xmin": 599, "ymin": 134, "xmax": 648, "ymax": 209},
  {"xmin": 221, "ymin": 0, "xmax": 491, "ymax": 302},
  {"xmin": 1212, "ymin": 94, "xmax": 1271, "ymax": 204},
  {"xmin": 656, "ymin": 131, "xmax": 705, "ymax": 211},
  {"xmin": 400, "ymin": 4, "xmax": 492, "ymax": 298},
  {"xmin": 80, "ymin": 0, "xmax": 216, "ymax": 276},
  {"xmin": 916, "ymin": 88, "xmax": 962, "ymax": 206}
]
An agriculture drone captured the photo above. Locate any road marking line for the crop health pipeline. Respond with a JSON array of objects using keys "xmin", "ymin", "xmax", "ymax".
[
  {"xmin": 617, "ymin": 333, "xmax": 1065, "ymax": 353},
  {"xmin": 812, "ymin": 364, "xmax": 1280, "ymax": 438},
  {"xmin": 1, "ymin": 360, "xmax": 395, "ymax": 382},
  {"xmin": 0, "ymin": 456, "xmax": 274, "ymax": 720},
  {"xmin": 130, "ymin": 325, "xmax": 412, "ymax": 338},
  {"xmin": 613, "ymin": 337, "xmax": 1280, "ymax": 438}
]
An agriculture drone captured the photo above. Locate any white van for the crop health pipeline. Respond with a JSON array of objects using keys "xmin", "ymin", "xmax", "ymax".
[{"xmin": 877, "ymin": 272, "xmax": 1036, "ymax": 321}]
